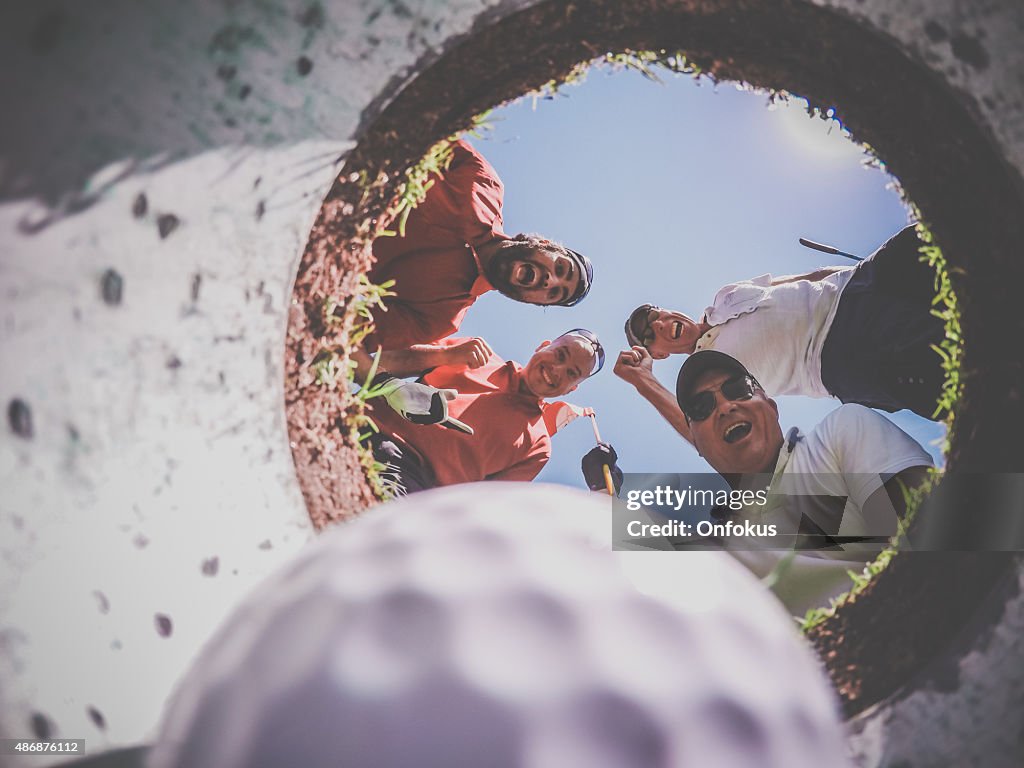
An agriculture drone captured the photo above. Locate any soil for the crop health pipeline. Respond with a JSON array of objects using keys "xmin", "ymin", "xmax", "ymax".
[
  {"xmin": 807, "ymin": 551, "xmax": 1020, "ymax": 717},
  {"xmin": 285, "ymin": 0, "xmax": 1024, "ymax": 716}
]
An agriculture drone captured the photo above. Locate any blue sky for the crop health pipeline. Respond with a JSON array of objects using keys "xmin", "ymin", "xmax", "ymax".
[{"xmin": 459, "ymin": 66, "xmax": 946, "ymax": 487}]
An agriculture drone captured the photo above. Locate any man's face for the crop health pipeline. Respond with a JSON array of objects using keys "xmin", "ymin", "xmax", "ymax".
[
  {"xmin": 635, "ymin": 307, "xmax": 702, "ymax": 359},
  {"xmin": 487, "ymin": 246, "xmax": 581, "ymax": 306},
  {"xmin": 685, "ymin": 369, "xmax": 784, "ymax": 476},
  {"xmin": 522, "ymin": 335, "xmax": 597, "ymax": 398}
]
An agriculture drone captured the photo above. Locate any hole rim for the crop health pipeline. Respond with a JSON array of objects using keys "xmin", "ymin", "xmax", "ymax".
[{"xmin": 284, "ymin": 0, "xmax": 1024, "ymax": 718}]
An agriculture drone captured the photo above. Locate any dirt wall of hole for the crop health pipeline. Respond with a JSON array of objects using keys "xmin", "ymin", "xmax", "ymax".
[{"xmin": 288, "ymin": 0, "xmax": 1024, "ymax": 764}]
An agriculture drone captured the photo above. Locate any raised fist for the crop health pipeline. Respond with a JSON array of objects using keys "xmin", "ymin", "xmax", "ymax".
[
  {"xmin": 613, "ymin": 346, "xmax": 655, "ymax": 387},
  {"xmin": 444, "ymin": 337, "xmax": 494, "ymax": 369}
]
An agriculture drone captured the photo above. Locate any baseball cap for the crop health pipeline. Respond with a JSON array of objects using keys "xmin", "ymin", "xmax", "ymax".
[
  {"xmin": 675, "ymin": 350, "xmax": 758, "ymax": 407},
  {"xmin": 624, "ymin": 303, "xmax": 658, "ymax": 348}
]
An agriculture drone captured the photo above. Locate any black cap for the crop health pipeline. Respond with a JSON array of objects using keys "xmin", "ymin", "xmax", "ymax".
[
  {"xmin": 624, "ymin": 304, "xmax": 658, "ymax": 348},
  {"xmin": 675, "ymin": 350, "xmax": 757, "ymax": 409},
  {"xmin": 562, "ymin": 249, "xmax": 593, "ymax": 307}
]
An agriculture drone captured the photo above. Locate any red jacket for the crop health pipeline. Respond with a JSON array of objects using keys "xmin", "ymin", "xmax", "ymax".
[
  {"xmin": 368, "ymin": 342, "xmax": 551, "ymax": 486},
  {"xmin": 366, "ymin": 140, "xmax": 509, "ymax": 350}
]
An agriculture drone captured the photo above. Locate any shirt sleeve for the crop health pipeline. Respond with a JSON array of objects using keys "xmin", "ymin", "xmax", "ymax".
[
  {"xmin": 704, "ymin": 275, "xmax": 774, "ymax": 324},
  {"xmin": 487, "ymin": 450, "xmax": 549, "ymax": 483},
  {"xmin": 363, "ymin": 299, "xmax": 466, "ymax": 351},
  {"xmin": 426, "ymin": 140, "xmax": 504, "ymax": 248},
  {"xmin": 818, "ymin": 404, "xmax": 934, "ymax": 509}
]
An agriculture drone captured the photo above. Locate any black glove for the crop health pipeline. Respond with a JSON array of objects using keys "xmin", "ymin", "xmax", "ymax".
[
  {"xmin": 373, "ymin": 375, "xmax": 473, "ymax": 434},
  {"xmin": 581, "ymin": 442, "xmax": 623, "ymax": 493}
]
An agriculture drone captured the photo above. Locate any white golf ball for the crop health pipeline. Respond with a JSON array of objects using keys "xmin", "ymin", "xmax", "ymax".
[{"xmin": 151, "ymin": 483, "xmax": 849, "ymax": 767}]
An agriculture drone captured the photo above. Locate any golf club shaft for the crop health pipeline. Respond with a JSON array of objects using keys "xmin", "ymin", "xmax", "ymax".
[
  {"xmin": 798, "ymin": 237, "xmax": 863, "ymax": 262},
  {"xmin": 588, "ymin": 413, "xmax": 617, "ymax": 497},
  {"xmin": 601, "ymin": 466, "xmax": 616, "ymax": 497}
]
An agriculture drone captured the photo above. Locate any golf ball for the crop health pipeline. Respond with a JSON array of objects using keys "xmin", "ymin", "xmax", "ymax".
[{"xmin": 151, "ymin": 483, "xmax": 849, "ymax": 767}]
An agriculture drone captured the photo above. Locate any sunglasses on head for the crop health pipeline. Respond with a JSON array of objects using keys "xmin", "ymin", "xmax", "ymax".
[
  {"xmin": 562, "ymin": 328, "xmax": 605, "ymax": 376},
  {"xmin": 682, "ymin": 375, "xmax": 760, "ymax": 422}
]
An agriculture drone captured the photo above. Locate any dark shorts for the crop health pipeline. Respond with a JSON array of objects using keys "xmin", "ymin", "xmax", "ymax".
[
  {"xmin": 820, "ymin": 226, "xmax": 947, "ymax": 419},
  {"xmin": 363, "ymin": 432, "xmax": 438, "ymax": 496}
]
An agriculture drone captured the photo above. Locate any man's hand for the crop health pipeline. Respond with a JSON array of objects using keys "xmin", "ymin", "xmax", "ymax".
[
  {"xmin": 374, "ymin": 377, "xmax": 474, "ymax": 434},
  {"xmin": 443, "ymin": 337, "xmax": 493, "ymax": 369},
  {"xmin": 581, "ymin": 442, "xmax": 623, "ymax": 494},
  {"xmin": 613, "ymin": 346, "xmax": 655, "ymax": 388}
]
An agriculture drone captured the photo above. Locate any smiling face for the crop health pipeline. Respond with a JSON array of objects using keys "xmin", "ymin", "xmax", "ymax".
[
  {"xmin": 521, "ymin": 334, "xmax": 597, "ymax": 399},
  {"xmin": 486, "ymin": 244, "xmax": 581, "ymax": 306},
  {"xmin": 631, "ymin": 307, "xmax": 703, "ymax": 359},
  {"xmin": 686, "ymin": 369, "xmax": 785, "ymax": 477}
]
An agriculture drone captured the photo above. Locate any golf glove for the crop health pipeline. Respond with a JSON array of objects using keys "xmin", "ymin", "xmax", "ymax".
[
  {"xmin": 581, "ymin": 442, "xmax": 623, "ymax": 493},
  {"xmin": 373, "ymin": 375, "xmax": 474, "ymax": 434}
]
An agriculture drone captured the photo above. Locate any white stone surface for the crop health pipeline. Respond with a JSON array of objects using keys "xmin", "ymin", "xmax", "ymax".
[
  {"xmin": 847, "ymin": 565, "xmax": 1024, "ymax": 766},
  {"xmin": 0, "ymin": 141, "xmax": 341, "ymax": 753},
  {"xmin": 818, "ymin": 0, "xmax": 1024, "ymax": 175}
]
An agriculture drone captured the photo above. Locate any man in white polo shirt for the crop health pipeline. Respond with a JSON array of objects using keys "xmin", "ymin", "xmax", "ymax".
[
  {"xmin": 593, "ymin": 350, "xmax": 933, "ymax": 616},
  {"xmin": 616, "ymin": 227, "xmax": 946, "ymax": 444},
  {"xmin": 683, "ymin": 350, "xmax": 932, "ymax": 614}
]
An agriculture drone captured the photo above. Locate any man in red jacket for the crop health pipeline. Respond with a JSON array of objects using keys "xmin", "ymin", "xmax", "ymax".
[
  {"xmin": 364, "ymin": 139, "xmax": 594, "ymax": 351},
  {"xmin": 365, "ymin": 328, "xmax": 604, "ymax": 493}
]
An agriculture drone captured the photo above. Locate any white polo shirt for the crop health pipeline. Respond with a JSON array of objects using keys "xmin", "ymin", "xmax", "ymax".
[
  {"xmin": 695, "ymin": 270, "xmax": 855, "ymax": 397},
  {"xmin": 729, "ymin": 404, "xmax": 934, "ymax": 617}
]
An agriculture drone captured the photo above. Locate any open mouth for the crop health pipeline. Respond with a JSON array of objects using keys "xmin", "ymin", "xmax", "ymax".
[
  {"xmin": 540, "ymin": 365, "xmax": 556, "ymax": 388},
  {"xmin": 671, "ymin": 320, "xmax": 682, "ymax": 339},
  {"xmin": 515, "ymin": 263, "xmax": 537, "ymax": 286},
  {"xmin": 723, "ymin": 422, "xmax": 752, "ymax": 444}
]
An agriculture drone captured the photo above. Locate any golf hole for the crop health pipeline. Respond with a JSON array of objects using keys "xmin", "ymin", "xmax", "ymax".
[{"xmin": 285, "ymin": 0, "xmax": 1024, "ymax": 719}]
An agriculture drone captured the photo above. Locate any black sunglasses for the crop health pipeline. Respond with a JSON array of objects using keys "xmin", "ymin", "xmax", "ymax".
[
  {"xmin": 625, "ymin": 305, "xmax": 658, "ymax": 349},
  {"xmin": 682, "ymin": 375, "xmax": 759, "ymax": 422}
]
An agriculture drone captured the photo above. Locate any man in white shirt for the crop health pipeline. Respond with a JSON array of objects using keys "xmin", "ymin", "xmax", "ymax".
[
  {"xmin": 596, "ymin": 349, "xmax": 933, "ymax": 616},
  {"xmin": 617, "ymin": 226, "xmax": 946, "ymax": 439}
]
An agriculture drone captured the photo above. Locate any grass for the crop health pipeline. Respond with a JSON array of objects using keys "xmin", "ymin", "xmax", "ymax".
[
  {"xmin": 797, "ymin": 469, "xmax": 940, "ymax": 630},
  {"xmin": 375, "ymin": 112, "xmax": 494, "ymax": 238},
  {"xmin": 321, "ymin": 114, "xmax": 498, "ymax": 502},
  {"xmin": 526, "ymin": 49, "xmax": 705, "ymax": 106},
  {"xmin": 317, "ymin": 116, "xmax": 491, "ymax": 501},
  {"xmin": 310, "ymin": 275, "xmax": 395, "ymax": 390},
  {"xmin": 308, "ymin": 273, "xmax": 398, "ymax": 501},
  {"xmin": 915, "ymin": 219, "xmax": 963, "ymax": 435}
]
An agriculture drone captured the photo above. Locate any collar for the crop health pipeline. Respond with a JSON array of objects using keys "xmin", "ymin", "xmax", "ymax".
[
  {"xmin": 468, "ymin": 245, "xmax": 495, "ymax": 296},
  {"xmin": 738, "ymin": 427, "xmax": 802, "ymax": 523},
  {"xmin": 507, "ymin": 363, "xmax": 545, "ymax": 408},
  {"xmin": 694, "ymin": 322, "xmax": 718, "ymax": 352},
  {"xmin": 703, "ymin": 274, "xmax": 773, "ymax": 325},
  {"xmin": 468, "ymin": 233, "xmax": 512, "ymax": 298}
]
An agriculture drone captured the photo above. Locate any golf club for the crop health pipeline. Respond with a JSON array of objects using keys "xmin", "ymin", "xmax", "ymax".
[
  {"xmin": 586, "ymin": 409, "xmax": 617, "ymax": 497},
  {"xmin": 798, "ymin": 237, "xmax": 863, "ymax": 262}
]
